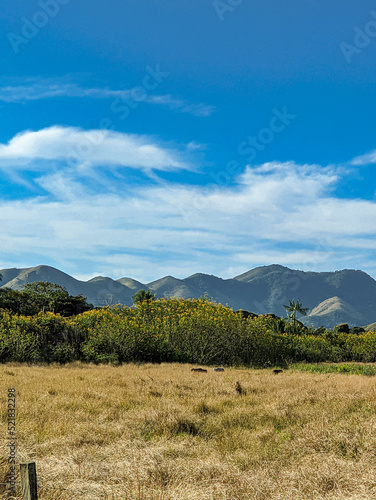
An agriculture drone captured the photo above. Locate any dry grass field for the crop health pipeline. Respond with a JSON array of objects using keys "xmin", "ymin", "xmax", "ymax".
[{"xmin": 1, "ymin": 362, "xmax": 376, "ymax": 499}]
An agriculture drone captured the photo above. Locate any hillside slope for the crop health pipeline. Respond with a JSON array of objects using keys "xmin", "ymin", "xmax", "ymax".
[{"xmin": 307, "ymin": 296, "xmax": 367, "ymax": 328}]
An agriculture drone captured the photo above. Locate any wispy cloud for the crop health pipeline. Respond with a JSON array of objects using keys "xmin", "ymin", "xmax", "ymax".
[
  {"xmin": 0, "ymin": 126, "xmax": 190, "ymax": 172},
  {"xmin": 146, "ymin": 94, "xmax": 215, "ymax": 117},
  {"xmin": 0, "ymin": 77, "xmax": 215, "ymax": 117},
  {"xmin": 351, "ymin": 149, "xmax": 376, "ymax": 166}
]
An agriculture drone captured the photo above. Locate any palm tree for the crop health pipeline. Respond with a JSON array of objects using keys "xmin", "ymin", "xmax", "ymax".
[
  {"xmin": 283, "ymin": 298, "xmax": 309, "ymax": 331},
  {"xmin": 131, "ymin": 289, "xmax": 156, "ymax": 305}
]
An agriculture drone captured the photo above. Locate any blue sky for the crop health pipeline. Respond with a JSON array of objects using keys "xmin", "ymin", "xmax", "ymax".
[{"xmin": 1, "ymin": 0, "xmax": 376, "ymax": 282}]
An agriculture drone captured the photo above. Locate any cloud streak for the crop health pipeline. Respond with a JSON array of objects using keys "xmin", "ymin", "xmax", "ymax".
[{"xmin": 0, "ymin": 78, "xmax": 215, "ymax": 117}]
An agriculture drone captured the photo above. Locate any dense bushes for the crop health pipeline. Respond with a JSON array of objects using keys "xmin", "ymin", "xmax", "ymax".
[{"xmin": 0, "ymin": 298, "xmax": 375, "ymax": 366}]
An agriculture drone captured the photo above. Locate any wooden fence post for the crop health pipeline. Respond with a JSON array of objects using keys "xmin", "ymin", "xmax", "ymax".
[{"xmin": 20, "ymin": 462, "xmax": 38, "ymax": 500}]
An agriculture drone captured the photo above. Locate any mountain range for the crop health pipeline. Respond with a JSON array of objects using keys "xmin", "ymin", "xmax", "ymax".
[{"xmin": 0, "ymin": 264, "xmax": 375, "ymax": 329}]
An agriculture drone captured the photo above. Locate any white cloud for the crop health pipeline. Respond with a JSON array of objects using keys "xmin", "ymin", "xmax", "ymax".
[
  {"xmin": 0, "ymin": 78, "xmax": 215, "ymax": 117},
  {"xmin": 0, "ymin": 148, "xmax": 376, "ymax": 281},
  {"xmin": 351, "ymin": 150, "xmax": 376, "ymax": 166},
  {"xmin": 0, "ymin": 126, "xmax": 189, "ymax": 172}
]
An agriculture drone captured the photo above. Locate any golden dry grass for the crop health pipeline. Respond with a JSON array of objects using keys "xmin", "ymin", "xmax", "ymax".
[{"xmin": 1, "ymin": 362, "xmax": 376, "ymax": 499}]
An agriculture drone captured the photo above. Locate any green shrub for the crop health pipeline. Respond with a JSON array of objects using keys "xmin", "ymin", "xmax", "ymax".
[
  {"xmin": 1, "ymin": 299, "xmax": 376, "ymax": 367},
  {"xmin": 334, "ymin": 323, "xmax": 350, "ymax": 334}
]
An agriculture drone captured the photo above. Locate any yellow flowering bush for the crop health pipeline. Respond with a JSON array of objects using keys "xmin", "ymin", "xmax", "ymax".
[{"xmin": 1, "ymin": 300, "xmax": 376, "ymax": 366}]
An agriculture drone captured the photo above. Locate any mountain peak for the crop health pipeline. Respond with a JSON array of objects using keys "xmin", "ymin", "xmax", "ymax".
[{"xmin": 234, "ymin": 264, "xmax": 295, "ymax": 282}]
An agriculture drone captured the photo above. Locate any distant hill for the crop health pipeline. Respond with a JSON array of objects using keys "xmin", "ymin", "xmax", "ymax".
[
  {"xmin": 147, "ymin": 275, "xmax": 196, "ymax": 298},
  {"xmin": 116, "ymin": 277, "xmax": 145, "ymax": 290},
  {"xmin": 307, "ymin": 297, "xmax": 367, "ymax": 328},
  {"xmin": 365, "ymin": 322, "xmax": 376, "ymax": 332},
  {"xmin": 1, "ymin": 264, "xmax": 375, "ymax": 328}
]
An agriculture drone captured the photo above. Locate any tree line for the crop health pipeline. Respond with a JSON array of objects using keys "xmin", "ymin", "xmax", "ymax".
[{"xmin": 0, "ymin": 278, "xmax": 92, "ymax": 317}]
